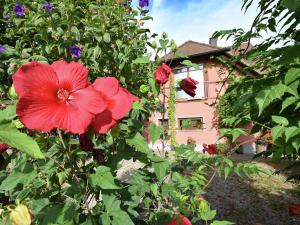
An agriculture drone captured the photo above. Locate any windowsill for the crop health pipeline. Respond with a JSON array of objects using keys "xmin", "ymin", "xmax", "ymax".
[
  {"xmin": 178, "ymin": 129, "xmax": 206, "ymax": 131},
  {"xmin": 175, "ymin": 98, "xmax": 208, "ymax": 102}
]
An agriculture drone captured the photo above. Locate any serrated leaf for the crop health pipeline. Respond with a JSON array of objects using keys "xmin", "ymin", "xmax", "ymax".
[
  {"xmin": 271, "ymin": 126, "xmax": 285, "ymax": 142},
  {"xmin": 0, "ymin": 120, "xmax": 44, "ymax": 159},
  {"xmin": 285, "ymin": 68, "xmax": 300, "ymax": 85},
  {"xmin": 149, "ymin": 123, "xmax": 163, "ymax": 144},
  {"xmin": 256, "ymin": 83, "xmax": 287, "ymax": 116},
  {"xmin": 126, "ymin": 132, "xmax": 150, "ymax": 154},
  {"xmin": 285, "ymin": 126, "xmax": 299, "ymax": 142},
  {"xmin": 89, "ymin": 166, "xmax": 120, "ymax": 189},
  {"xmin": 153, "ymin": 161, "xmax": 169, "ymax": 181},
  {"xmin": 280, "ymin": 96, "xmax": 297, "ymax": 113},
  {"xmin": 272, "ymin": 115, "xmax": 289, "ymax": 126}
]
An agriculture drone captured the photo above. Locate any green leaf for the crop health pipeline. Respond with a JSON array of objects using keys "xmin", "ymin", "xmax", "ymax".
[
  {"xmin": 103, "ymin": 33, "xmax": 111, "ymax": 43},
  {"xmin": 89, "ymin": 166, "xmax": 120, "ymax": 189},
  {"xmin": 271, "ymin": 126, "xmax": 285, "ymax": 142},
  {"xmin": 175, "ymin": 51, "xmax": 188, "ymax": 59},
  {"xmin": 0, "ymin": 167, "xmax": 37, "ymax": 191},
  {"xmin": 280, "ymin": 96, "xmax": 297, "ymax": 113},
  {"xmin": 0, "ymin": 105, "xmax": 16, "ymax": 122},
  {"xmin": 285, "ymin": 68, "xmax": 300, "ymax": 85},
  {"xmin": 149, "ymin": 123, "xmax": 163, "ymax": 144},
  {"xmin": 101, "ymin": 213, "xmax": 111, "ymax": 225},
  {"xmin": 211, "ymin": 221, "xmax": 234, "ymax": 225},
  {"xmin": 71, "ymin": 26, "xmax": 80, "ymax": 40},
  {"xmin": 0, "ymin": 120, "xmax": 44, "ymax": 159},
  {"xmin": 30, "ymin": 198, "xmax": 50, "ymax": 215},
  {"xmin": 272, "ymin": 116, "xmax": 289, "ymax": 126},
  {"xmin": 285, "ymin": 126, "xmax": 299, "ymax": 142},
  {"xmin": 153, "ymin": 161, "xmax": 169, "ymax": 181},
  {"xmin": 102, "ymin": 195, "xmax": 134, "ymax": 225},
  {"xmin": 255, "ymin": 83, "xmax": 287, "ymax": 116},
  {"xmin": 132, "ymin": 56, "xmax": 150, "ymax": 64},
  {"xmin": 224, "ymin": 167, "xmax": 231, "ymax": 179},
  {"xmin": 181, "ymin": 60, "xmax": 200, "ymax": 70},
  {"xmin": 126, "ymin": 132, "xmax": 150, "ymax": 154}
]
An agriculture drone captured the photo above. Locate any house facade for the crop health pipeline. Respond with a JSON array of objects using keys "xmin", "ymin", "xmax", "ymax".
[{"xmin": 149, "ymin": 40, "xmax": 257, "ymax": 153}]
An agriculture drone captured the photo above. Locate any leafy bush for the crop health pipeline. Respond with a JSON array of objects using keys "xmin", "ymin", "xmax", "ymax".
[{"xmin": 0, "ymin": 1, "xmax": 262, "ymax": 224}]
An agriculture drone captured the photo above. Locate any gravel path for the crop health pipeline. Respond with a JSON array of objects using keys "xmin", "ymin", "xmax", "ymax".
[{"xmin": 117, "ymin": 155, "xmax": 300, "ymax": 225}]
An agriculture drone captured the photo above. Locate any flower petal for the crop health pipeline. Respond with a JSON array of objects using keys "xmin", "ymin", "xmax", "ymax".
[
  {"xmin": 70, "ymin": 86, "xmax": 107, "ymax": 115},
  {"xmin": 50, "ymin": 86, "xmax": 107, "ymax": 134},
  {"xmin": 108, "ymin": 87, "xmax": 133, "ymax": 120},
  {"xmin": 13, "ymin": 61, "xmax": 59, "ymax": 98},
  {"xmin": 93, "ymin": 77, "xmax": 120, "ymax": 98},
  {"xmin": 51, "ymin": 60, "xmax": 89, "ymax": 91},
  {"xmin": 92, "ymin": 109, "xmax": 117, "ymax": 134},
  {"xmin": 16, "ymin": 95, "xmax": 59, "ymax": 132}
]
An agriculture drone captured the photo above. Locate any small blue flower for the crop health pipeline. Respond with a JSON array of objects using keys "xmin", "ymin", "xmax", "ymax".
[
  {"xmin": 13, "ymin": 3, "xmax": 26, "ymax": 16},
  {"xmin": 3, "ymin": 13, "xmax": 11, "ymax": 21},
  {"xmin": 43, "ymin": 1, "xmax": 53, "ymax": 12},
  {"xmin": 139, "ymin": 0, "xmax": 149, "ymax": 7},
  {"xmin": 0, "ymin": 45, "xmax": 6, "ymax": 53},
  {"xmin": 70, "ymin": 45, "xmax": 82, "ymax": 58}
]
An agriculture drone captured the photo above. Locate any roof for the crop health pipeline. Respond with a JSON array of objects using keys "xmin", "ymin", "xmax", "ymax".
[{"xmin": 162, "ymin": 40, "xmax": 231, "ymax": 61}]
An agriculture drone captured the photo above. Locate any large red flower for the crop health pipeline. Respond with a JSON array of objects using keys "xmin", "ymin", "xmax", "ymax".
[
  {"xmin": 155, "ymin": 63, "xmax": 172, "ymax": 86},
  {"xmin": 180, "ymin": 76, "xmax": 199, "ymax": 97},
  {"xmin": 167, "ymin": 215, "xmax": 192, "ymax": 225},
  {"xmin": 92, "ymin": 77, "xmax": 138, "ymax": 134},
  {"xmin": 13, "ymin": 60, "xmax": 107, "ymax": 134}
]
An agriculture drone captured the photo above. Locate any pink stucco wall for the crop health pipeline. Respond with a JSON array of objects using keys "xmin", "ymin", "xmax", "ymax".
[{"xmin": 150, "ymin": 58, "xmax": 256, "ymax": 149}]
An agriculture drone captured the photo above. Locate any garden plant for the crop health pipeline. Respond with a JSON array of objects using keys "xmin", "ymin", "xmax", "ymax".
[{"xmin": 0, "ymin": 0, "xmax": 283, "ymax": 224}]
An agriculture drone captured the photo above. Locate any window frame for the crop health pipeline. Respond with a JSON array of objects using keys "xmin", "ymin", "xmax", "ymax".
[
  {"xmin": 178, "ymin": 117, "xmax": 206, "ymax": 130},
  {"xmin": 173, "ymin": 64, "xmax": 206, "ymax": 101}
]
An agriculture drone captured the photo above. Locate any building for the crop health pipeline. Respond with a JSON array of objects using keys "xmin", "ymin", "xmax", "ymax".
[{"xmin": 149, "ymin": 39, "xmax": 257, "ymax": 153}]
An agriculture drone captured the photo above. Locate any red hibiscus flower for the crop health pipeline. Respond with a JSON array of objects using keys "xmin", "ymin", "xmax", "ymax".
[
  {"xmin": 167, "ymin": 215, "xmax": 192, "ymax": 225},
  {"xmin": 180, "ymin": 76, "xmax": 199, "ymax": 97},
  {"xmin": 13, "ymin": 60, "xmax": 107, "ymax": 134},
  {"xmin": 155, "ymin": 63, "xmax": 172, "ymax": 86},
  {"xmin": 288, "ymin": 203, "xmax": 300, "ymax": 216},
  {"xmin": 0, "ymin": 143, "xmax": 9, "ymax": 153},
  {"xmin": 92, "ymin": 77, "xmax": 138, "ymax": 134},
  {"xmin": 203, "ymin": 144, "xmax": 217, "ymax": 155}
]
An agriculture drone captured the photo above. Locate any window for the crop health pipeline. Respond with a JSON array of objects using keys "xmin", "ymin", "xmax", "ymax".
[
  {"xmin": 178, "ymin": 117, "xmax": 205, "ymax": 130},
  {"xmin": 158, "ymin": 119, "xmax": 169, "ymax": 128},
  {"xmin": 174, "ymin": 65, "xmax": 205, "ymax": 100}
]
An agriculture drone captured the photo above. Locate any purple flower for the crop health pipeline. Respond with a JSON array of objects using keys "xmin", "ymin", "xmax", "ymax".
[
  {"xmin": 0, "ymin": 45, "xmax": 6, "ymax": 53},
  {"xmin": 13, "ymin": 3, "xmax": 26, "ymax": 16},
  {"xmin": 70, "ymin": 45, "xmax": 82, "ymax": 58},
  {"xmin": 139, "ymin": 0, "xmax": 149, "ymax": 7},
  {"xmin": 43, "ymin": 1, "xmax": 53, "ymax": 12},
  {"xmin": 3, "ymin": 13, "xmax": 11, "ymax": 21}
]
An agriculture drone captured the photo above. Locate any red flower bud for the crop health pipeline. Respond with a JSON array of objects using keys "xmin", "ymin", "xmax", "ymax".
[
  {"xmin": 0, "ymin": 143, "xmax": 9, "ymax": 153},
  {"xmin": 167, "ymin": 215, "xmax": 192, "ymax": 225},
  {"xmin": 288, "ymin": 203, "xmax": 300, "ymax": 216},
  {"xmin": 203, "ymin": 144, "xmax": 217, "ymax": 155},
  {"xmin": 180, "ymin": 76, "xmax": 198, "ymax": 97},
  {"xmin": 155, "ymin": 64, "xmax": 172, "ymax": 86},
  {"xmin": 79, "ymin": 133, "xmax": 94, "ymax": 152}
]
